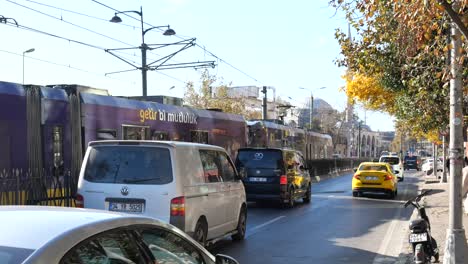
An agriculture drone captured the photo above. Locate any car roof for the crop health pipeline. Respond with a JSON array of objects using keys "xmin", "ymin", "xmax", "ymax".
[
  {"xmin": 88, "ymin": 140, "xmax": 226, "ymax": 151},
  {"xmin": 238, "ymin": 147, "xmax": 299, "ymax": 153},
  {"xmin": 359, "ymin": 162, "xmax": 389, "ymax": 166},
  {"xmin": 0, "ymin": 206, "xmax": 165, "ymax": 250}
]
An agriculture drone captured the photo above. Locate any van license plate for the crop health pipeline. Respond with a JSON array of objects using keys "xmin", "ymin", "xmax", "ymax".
[
  {"xmin": 409, "ymin": 233, "xmax": 427, "ymax": 243},
  {"xmin": 109, "ymin": 202, "xmax": 144, "ymax": 213},
  {"xmin": 249, "ymin": 177, "xmax": 267, "ymax": 182}
]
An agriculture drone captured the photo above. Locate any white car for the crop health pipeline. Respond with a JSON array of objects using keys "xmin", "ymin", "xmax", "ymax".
[
  {"xmin": 0, "ymin": 206, "xmax": 238, "ymax": 264},
  {"xmin": 421, "ymin": 158, "xmax": 444, "ymax": 173},
  {"xmin": 77, "ymin": 140, "xmax": 247, "ymax": 247},
  {"xmin": 379, "ymin": 155, "xmax": 404, "ymax": 181}
]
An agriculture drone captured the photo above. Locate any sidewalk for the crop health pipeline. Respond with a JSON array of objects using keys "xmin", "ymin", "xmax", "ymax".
[{"xmin": 398, "ymin": 172, "xmax": 468, "ymax": 263}]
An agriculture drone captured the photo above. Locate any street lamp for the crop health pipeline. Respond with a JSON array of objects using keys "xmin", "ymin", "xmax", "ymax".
[
  {"xmin": 109, "ymin": 6, "xmax": 175, "ymax": 98},
  {"xmin": 299, "ymin": 86, "xmax": 326, "ymax": 130},
  {"xmin": 22, "ymin": 48, "xmax": 35, "ymax": 85}
]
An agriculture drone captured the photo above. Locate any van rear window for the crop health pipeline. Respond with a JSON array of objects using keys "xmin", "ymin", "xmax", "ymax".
[
  {"xmin": 84, "ymin": 146, "xmax": 173, "ymax": 185},
  {"xmin": 380, "ymin": 157, "xmax": 400, "ymax": 165},
  {"xmin": 236, "ymin": 149, "xmax": 283, "ymax": 169}
]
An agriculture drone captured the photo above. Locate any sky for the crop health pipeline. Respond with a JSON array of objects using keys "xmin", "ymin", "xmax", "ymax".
[{"xmin": 0, "ymin": 0, "xmax": 395, "ymax": 131}]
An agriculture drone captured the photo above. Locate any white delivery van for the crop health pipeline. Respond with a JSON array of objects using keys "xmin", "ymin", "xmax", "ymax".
[{"xmin": 77, "ymin": 140, "xmax": 247, "ymax": 247}]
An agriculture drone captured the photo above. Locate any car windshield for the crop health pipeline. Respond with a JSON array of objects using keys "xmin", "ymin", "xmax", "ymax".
[
  {"xmin": 84, "ymin": 146, "xmax": 173, "ymax": 185},
  {"xmin": 380, "ymin": 157, "xmax": 400, "ymax": 165},
  {"xmin": 404, "ymin": 156, "xmax": 417, "ymax": 161},
  {"xmin": 236, "ymin": 149, "xmax": 283, "ymax": 169},
  {"xmin": 359, "ymin": 164, "xmax": 388, "ymax": 171},
  {"xmin": 0, "ymin": 246, "xmax": 34, "ymax": 264}
]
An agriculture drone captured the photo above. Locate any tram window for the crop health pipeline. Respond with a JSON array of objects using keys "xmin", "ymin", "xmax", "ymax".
[
  {"xmin": 190, "ymin": 131, "xmax": 208, "ymax": 144},
  {"xmin": 53, "ymin": 126, "xmax": 63, "ymax": 174},
  {"xmin": 152, "ymin": 131, "xmax": 169, "ymax": 140},
  {"xmin": 122, "ymin": 125, "xmax": 149, "ymax": 140},
  {"xmin": 96, "ymin": 129, "xmax": 117, "ymax": 140}
]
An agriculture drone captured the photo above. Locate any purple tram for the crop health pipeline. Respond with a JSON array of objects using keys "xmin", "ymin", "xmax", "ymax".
[
  {"xmin": 0, "ymin": 81, "xmax": 247, "ymax": 205},
  {"xmin": 246, "ymin": 120, "xmax": 333, "ymax": 162}
]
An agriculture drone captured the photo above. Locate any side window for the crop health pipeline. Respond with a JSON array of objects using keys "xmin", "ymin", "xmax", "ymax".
[
  {"xmin": 152, "ymin": 131, "xmax": 169, "ymax": 140},
  {"xmin": 191, "ymin": 131, "xmax": 209, "ymax": 144},
  {"xmin": 97, "ymin": 129, "xmax": 117, "ymax": 140},
  {"xmin": 61, "ymin": 229, "xmax": 146, "ymax": 264},
  {"xmin": 139, "ymin": 228, "xmax": 206, "ymax": 264},
  {"xmin": 199, "ymin": 150, "xmax": 221, "ymax": 183},
  {"xmin": 296, "ymin": 154, "xmax": 307, "ymax": 171},
  {"xmin": 218, "ymin": 152, "xmax": 236, "ymax": 182}
]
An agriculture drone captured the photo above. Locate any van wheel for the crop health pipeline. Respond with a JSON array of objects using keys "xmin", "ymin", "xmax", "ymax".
[
  {"xmin": 231, "ymin": 208, "xmax": 246, "ymax": 241},
  {"xmin": 352, "ymin": 191, "xmax": 358, "ymax": 197},
  {"xmin": 303, "ymin": 185, "xmax": 311, "ymax": 203},
  {"xmin": 193, "ymin": 220, "xmax": 207, "ymax": 247}
]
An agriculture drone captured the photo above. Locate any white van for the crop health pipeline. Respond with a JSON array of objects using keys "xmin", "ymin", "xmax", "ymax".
[
  {"xmin": 76, "ymin": 140, "xmax": 247, "ymax": 247},
  {"xmin": 379, "ymin": 155, "xmax": 404, "ymax": 181}
]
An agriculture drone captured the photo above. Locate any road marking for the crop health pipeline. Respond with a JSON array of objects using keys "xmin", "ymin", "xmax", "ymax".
[
  {"xmin": 372, "ymin": 182, "xmax": 410, "ymax": 264},
  {"xmin": 249, "ymin": 215, "xmax": 285, "ymax": 231}
]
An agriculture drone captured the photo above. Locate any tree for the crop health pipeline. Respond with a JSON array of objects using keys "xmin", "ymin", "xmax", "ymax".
[
  {"xmin": 330, "ymin": 0, "xmax": 467, "ymax": 139},
  {"xmin": 183, "ymin": 70, "xmax": 261, "ymax": 119}
]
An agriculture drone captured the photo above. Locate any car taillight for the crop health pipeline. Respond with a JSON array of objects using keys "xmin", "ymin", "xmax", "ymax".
[
  {"xmin": 353, "ymin": 174, "xmax": 360, "ymax": 180},
  {"xmin": 280, "ymin": 175, "xmax": 287, "ymax": 185},
  {"xmin": 75, "ymin": 193, "xmax": 84, "ymax": 208},
  {"xmin": 170, "ymin": 196, "xmax": 185, "ymax": 216},
  {"xmin": 384, "ymin": 174, "xmax": 393, "ymax": 181}
]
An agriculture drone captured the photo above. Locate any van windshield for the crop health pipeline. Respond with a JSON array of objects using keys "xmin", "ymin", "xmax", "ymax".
[
  {"xmin": 236, "ymin": 149, "xmax": 283, "ymax": 169},
  {"xmin": 380, "ymin": 157, "xmax": 400, "ymax": 165},
  {"xmin": 84, "ymin": 146, "xmax": 173, "ymax": 185}
]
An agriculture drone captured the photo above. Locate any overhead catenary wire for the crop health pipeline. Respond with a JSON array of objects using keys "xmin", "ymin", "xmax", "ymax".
[
  {"xmin": 0, "ymin": 48, "xmax": 135, "ymax": 83},
  {"xmin": 90, "ymin": 0, "xmax": 262, "ymax": 84},
  {"xmin": 19, "ymin": 0, "xmax": 137, "ymax": 28},
  {"xmin": 6, "ymin": 0, "xmax": 135, "ymax": 47},
  {"xmin": 6, "ymin": 0, "xmax": 171, "ymax": 62}
]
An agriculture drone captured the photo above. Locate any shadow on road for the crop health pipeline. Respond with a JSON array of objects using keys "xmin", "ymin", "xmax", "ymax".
[{"xmin": 208, "ymin": 172, "xmax": 424, "ymax": 264}]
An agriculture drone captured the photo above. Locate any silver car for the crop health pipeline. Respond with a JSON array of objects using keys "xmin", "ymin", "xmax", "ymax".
[{"xmin": 0, "ymin": 206, "xmax": 238, "ymax": 264}]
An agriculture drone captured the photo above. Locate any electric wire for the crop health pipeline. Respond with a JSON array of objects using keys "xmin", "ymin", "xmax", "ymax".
[
  {"xmin": 0, "ymin": 48, "xmax": 135, "ymax": 83},
  {"xmin": 19, "ymin": 0, "xmax": 137, "ymax": 28},
  {"xmin": 90, "ymin": 0, "xmax": 261, "ymax": 84},
  {"xmin": 6, "ymin": 0, "xmax": 135, "ymax": 47},
  {"xmin": 5, "ymin": 0, "xmax": 166, "ymax": 62}
]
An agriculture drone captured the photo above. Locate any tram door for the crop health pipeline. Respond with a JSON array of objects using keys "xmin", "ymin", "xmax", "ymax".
[{"xmin": 122, "ymin": 125, "xmax": 150, "ymax": 140}]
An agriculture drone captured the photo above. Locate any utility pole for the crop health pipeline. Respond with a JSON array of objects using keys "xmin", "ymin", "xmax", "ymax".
[
  {"xmin": 443, "ymin": 24, "xmax": 467, "ymax": 264},
  {"xmin": 262, "ymin": 86, "xmax": 267, "ymax": 120},
  {"xmin": 441, "ymin": 135, "xmax": 447, "ymax": 183},
  {"xmin": 358, "ymin": 121, "xmax": 362, "ymax": 158},
  {"xmin": 309, "ymin": 92, "xmax": 313, "ymax": 130}
]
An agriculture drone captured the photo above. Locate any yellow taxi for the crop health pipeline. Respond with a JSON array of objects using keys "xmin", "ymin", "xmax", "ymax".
[{"xmin": 352, "ymin": 162, "xmax": 399, "ymax": 198}]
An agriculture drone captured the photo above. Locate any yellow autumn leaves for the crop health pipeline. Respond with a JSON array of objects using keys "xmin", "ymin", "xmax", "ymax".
[{"xmin": 343, "ymin": 72, "xmax": 396, "ymax": 114}]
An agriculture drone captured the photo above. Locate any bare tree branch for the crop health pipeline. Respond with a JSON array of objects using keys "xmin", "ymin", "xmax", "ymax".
[{"xmin": 439, "ymin": 0, "xmax": 468, "ymax": 41}]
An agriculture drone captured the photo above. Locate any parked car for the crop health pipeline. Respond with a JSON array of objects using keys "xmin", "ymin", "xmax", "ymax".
[
  {"xmin": 421, "ymin": 158, "xmax": 443, "ymax": 173},
  {"xmin": 379, "ymin": 155, "xmax": 404, "ymax": 181},
  {"xmin": 404, "ymin": 155, "xmax": 422, "ymax": 171},
  {"xmin": 235, "ymin": 147, "xmax": 311, "ymax": 208},
  {"xmin": 0, "ymin": 206, "xmax": 239, "ymax": 264},
  {"xmin": 352, "ymin": 162, "xmax": 399, "ymax": 198},
  {"xmin": 77, "ymin": 140, "xmax": 247, "ymax": 247}
]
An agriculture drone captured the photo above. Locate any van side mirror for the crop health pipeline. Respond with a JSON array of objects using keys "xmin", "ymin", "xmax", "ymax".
[
  {"xmin": 237, "ymin": 167, "xmax": 247, "ymax": 180},
  {"xmin": 216, "ymin": 254, "xmax": 239, "ymax": 264},
  {"xmin": 353, "ymin": 168, "xmax": 358, "ymax": 173},
  {"xmin": 394, "ymin": 170, "xmax": 400, "ymax": 175}
]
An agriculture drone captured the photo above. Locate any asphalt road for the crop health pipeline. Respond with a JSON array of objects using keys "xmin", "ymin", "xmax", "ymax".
[{"xmin": 210, "ymin": 170, "xmax": 424, "ymax": 264}]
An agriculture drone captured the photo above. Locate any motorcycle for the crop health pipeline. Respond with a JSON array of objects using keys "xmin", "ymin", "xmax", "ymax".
[{"xmin": 404, "ymin": 189, "xmax": 439, "ymax": 263}]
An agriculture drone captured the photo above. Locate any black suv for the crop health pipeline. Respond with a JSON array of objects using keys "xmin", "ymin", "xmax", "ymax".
[
  {"xmin": 404, "ymin": 155, "xmax": 421, "ymax": 171},
  {"xmin": 235, "ymin": 148, "xmax": 311, "ymax": 208}
]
